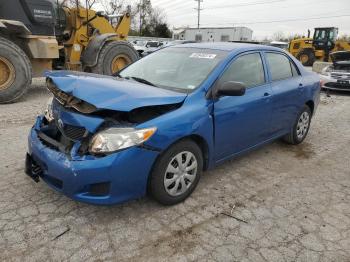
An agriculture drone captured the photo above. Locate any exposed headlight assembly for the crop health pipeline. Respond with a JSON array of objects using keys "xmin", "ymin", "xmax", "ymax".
[
  {"xmin": 89, "ymin": 127, "xmax": 157, "ymax": 154},
  {"xmin": 44, "ymin": 97, "xmax": 54, "ymax": 122},
  {"xmin": 320, "ymin": 66, "xmax": 331, "ymax": 76}
]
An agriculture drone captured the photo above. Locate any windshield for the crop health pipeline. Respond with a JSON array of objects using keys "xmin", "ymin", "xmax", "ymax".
[{"xmin": 119, "ymin": 47, "xmax": 227, "ymax": 92}]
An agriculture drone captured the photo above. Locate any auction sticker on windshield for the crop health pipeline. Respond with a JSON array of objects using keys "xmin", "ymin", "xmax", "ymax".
[{"xmin": 190, "ymin": 53, "xmax": 217, "ymax": 59}]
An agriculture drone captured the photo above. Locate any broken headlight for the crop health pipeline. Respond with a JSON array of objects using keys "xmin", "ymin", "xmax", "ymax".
[
  {"xmin": 320, "ymin": 66, "xmax": 332, "ymax": 76},
  {"xmin": 44, "ymin": 97, "xmax": 54, "ymax": 122},
  {"xmin": 89, "ymin": 127, "xmax": 157, "ymax": 154}
]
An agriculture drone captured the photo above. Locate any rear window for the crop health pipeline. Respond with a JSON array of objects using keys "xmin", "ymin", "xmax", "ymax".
[{"xmin": 266, "ymin": 53, "xmax": 296, "ymax": 81}]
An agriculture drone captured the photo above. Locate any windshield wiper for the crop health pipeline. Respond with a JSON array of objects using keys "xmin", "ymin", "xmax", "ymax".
[{"xmin": 127, "ymin": 76, "xmax": 157, "ymax": 87}]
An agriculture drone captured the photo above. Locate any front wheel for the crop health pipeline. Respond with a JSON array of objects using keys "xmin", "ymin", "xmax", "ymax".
[
  {"xmin": 149, "ymin": 140, "xmax": 203, "ymax": 205},
  {"xmin": 0, "ymin": 37, "xmax": 32, "ymax": 103},
  {"xmin": 296, "ymin": 49, "xmax": 316, "ymax": 66},
  {"xmin": 283, "ymin": 105, "xmax": 312, "ymax": 145}
]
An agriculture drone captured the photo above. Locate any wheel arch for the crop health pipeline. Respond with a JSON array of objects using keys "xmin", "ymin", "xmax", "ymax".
[
  {"xmin": 81, "ymin": 33, "xmax": 119, "ymax": 68},
  {"xmin": 146, "ymin": 134, "xmax": 210, "ymax": 193},
  {"xmin": 156, "ymin": 134, "xmax": 210, "ymax": 170},
  {"xmin": 297, "ymin": 47, "xmax": 315, "ymax": 55},
  {"xmin": 305, "ymin": 100, "xmax": 315, "ymax": 116}
]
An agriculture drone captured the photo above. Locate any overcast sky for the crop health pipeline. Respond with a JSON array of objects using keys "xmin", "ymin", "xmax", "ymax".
[{"xmin": 95, "ymin": 0, "xmax": 350, "ymax": 40}]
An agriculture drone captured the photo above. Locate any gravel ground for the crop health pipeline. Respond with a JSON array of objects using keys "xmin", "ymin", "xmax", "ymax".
[{"xmin": 0, "ymin": 78, "xmax": 349, "ymax": 262}]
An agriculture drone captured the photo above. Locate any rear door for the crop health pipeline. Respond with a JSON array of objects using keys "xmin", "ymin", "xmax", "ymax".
[
  {"xmin": 213, "ymin": 52, "xmax": 273, "ymax": 161},
  {"xmin": 264, "ymin": 52, "xmax": 304, "ymax": 134}
]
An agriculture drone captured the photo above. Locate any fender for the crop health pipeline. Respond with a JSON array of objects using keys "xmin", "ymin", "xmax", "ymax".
[
  {"xmin": 80, "ymin": 33, "xmax": 117, "ymax": 68},
  {"xmin": 0, "ymin": 19, "xmax": 31, "ymax": 35}
]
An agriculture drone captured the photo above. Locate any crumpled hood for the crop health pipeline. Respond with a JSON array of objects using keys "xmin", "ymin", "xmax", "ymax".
[
  {"xmin": 46, "ymin": 71, "xmax": 187, "ymax": 112},
  {"xmin": 331, "ymin": 51, "xmax": 350, "ymax": 63}
]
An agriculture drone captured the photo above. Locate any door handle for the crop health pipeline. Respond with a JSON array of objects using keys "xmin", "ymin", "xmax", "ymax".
[
  {"xmin": 298, "ymin": 83, "xmax": 303, "ymax": 88},
  {"xmin": 264, "ymin": 92, "xmax": 270, "ymax": 97}
]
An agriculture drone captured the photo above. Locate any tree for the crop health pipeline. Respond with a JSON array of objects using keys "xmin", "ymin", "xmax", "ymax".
[
  {"xmin": 61, "ymin": 0, "xmax": 172, "ymax": 38},
  {"xmin": 338, "ymin": 34, "xmax": 350, "ymax": 41},
  {"xmin": 272, "ymin": 31, "xmax": 286, "ymax": 41},
  {"xmin": 99, "ymin": 0, "xmax": 127, "ymax": 15},
  {"xmin": 58, "ymin": 0, "xmax": 96, "ymax": 8},
  {"xmin": 154, "ymin": 23, "xmax": 172, "ymax": 38},
  {"xmin": 87, "ymin": 0, "xmax": 97, "ymax": 8}
]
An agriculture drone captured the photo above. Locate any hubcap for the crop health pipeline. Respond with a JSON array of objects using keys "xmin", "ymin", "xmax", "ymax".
[
  {"xmin": 111, "ymin": 55, "xmax": 131, "ymax": 74},
  {"xmin": 296, "ymin": 111, "xmax": 310, "ymax": 140},
  {"xmin": 0, "ymin": 56, "xmax": 15, "ymax": 91},
  {"xmin": 164, "ymin": 151, "xmax": 198, "ymax": 197}
]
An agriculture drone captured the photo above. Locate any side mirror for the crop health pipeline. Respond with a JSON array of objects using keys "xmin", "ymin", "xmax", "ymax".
[{"xmin": 215, "ymin": 81, "xmax": 246, "ymax": 97}]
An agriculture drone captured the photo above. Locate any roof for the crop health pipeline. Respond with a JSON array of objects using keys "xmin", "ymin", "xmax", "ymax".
[
  {"xmin": 174, "ymin": 26, "xmax": 252, "ymax": 31},
  {"xmin": 270, "ymin": 41, "xmax": 288, "ymax": 45},
  {"xmin": 173, "ymin": 42, "xmax": 283, "ymax": 52}
]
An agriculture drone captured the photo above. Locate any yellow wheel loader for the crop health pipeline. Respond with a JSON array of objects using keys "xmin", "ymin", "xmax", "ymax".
[
  {"xmin": 0, "ymin": 0, "xmax": 139, "ymax": 103},
  {"xmin": 289, "ymin": 27, "xmax": 350, "ymax": 66}
]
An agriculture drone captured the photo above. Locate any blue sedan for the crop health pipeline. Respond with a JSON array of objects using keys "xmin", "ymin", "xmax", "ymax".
[{"xmin": 25, "ymin": 43, "xmax": 320, "ymax": 205}]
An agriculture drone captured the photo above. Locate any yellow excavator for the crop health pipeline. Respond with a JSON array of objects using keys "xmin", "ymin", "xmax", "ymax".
[
  {"xmin": 289, "ymin": 27, "xmax": 350, "ymax": 66},
  {"xmin": 0, "ymin": 0, "xmax": 139, "ymax": 103}
]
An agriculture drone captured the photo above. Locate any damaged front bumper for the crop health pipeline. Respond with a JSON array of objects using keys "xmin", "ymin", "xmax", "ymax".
[
  {"xmin": 26, "ymin": 116, "xmax": 160, "ymax": 205},
  {"xmin": 320, "ymin": 73, "xmax": 350, "ymax": 91}
]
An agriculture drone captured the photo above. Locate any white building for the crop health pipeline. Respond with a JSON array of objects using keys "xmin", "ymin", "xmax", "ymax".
[{"xmin": 173, "ymin": 27, "xmax": 253, "ymax": 42}]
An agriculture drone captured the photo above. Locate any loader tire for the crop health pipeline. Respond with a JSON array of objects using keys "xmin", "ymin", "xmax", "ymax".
[
  {"xmin": 0, "ymin": 36, "xmax": 32, "ymax": 103},
  {"xmin": 296, "ymin": 49, "xmax": 316, "ymax": 66},
  {"xmin": 91, "ymin": 41, "xmax": 139, "ymax": 75}
]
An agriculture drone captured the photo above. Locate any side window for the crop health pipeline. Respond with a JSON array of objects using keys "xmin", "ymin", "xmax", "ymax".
[
  {"xmin": 266, "ymin": 53, "xmax": 294, "ymax": 81},
  {"xmin": 220, "ymin": 53, "xmax": 265, "ymax": 88},
  {"xmin": 292, "ymin": 42, "xmax": 300, "ymax": 50}
]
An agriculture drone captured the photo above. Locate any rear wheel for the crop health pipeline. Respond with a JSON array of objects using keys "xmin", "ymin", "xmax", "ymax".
[
  {"xmin": 283, "ymin": 105, "xmax": 312, "ymax": 145},
  {"xmin": 296, "ymin": 49, "xmax": 316, "ymax": 66},
  {"xmin": 0, "ymin": 36, "xmax": 32, "ymax": 103},
  {"xmin": 91, "ymin": 41, "xmax": 139, "ymax": 75}
]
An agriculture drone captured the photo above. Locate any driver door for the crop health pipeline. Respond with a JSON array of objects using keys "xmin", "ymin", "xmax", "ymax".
[{"xmin": 213, "ymin": 52, "xmax": 273, "ymax": 161}]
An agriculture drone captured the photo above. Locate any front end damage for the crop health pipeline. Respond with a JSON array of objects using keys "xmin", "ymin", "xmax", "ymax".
[
  {"xmin": 320, "ymin": 51, "xmax": 350, "ymax": 91},
  {"xmin": 25, "ymin": 74, "xmax": 184, "ymax": 205}
]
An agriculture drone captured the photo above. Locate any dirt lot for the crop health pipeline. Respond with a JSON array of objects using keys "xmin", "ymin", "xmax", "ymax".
[{"xmin": 0, "ymin": 79, "xmax": 349, "ymax": 262}]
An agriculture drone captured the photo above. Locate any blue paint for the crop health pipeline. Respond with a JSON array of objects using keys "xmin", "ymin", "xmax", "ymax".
[{"xmin": 27, "ymin": 43, "xmax": 320, "ymax": 205}]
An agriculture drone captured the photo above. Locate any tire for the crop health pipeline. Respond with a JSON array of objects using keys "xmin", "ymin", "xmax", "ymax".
[
  {"xmin": 0, "ymin": 36, "xmax": 32, "ymax": 103},
  {"xmin": 296, "ymin": 49, "xmax": 316, "ymax": 66},
  {"xmin": 91, "ymin": 41, "xmax": 139, "ymax": 75},
  {"xmin": 283, "ymin": 105, "xmax": 312, "ymax": 145},
  {"xmin": 149, "ymin": 140, "xmax": 203, "ymax": 205}
]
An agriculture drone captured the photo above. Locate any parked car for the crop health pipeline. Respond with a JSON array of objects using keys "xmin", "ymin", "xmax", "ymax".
[
  {"xmin": 164, "ymin": 40, "xmax": 197, "ymax": 46},
  {"xmin": 320, "ymin": 51, "xmax": 350, "ymax": 91},
  {"xmin": 269, "ymin": 41, "xmax": 289, "ymax": 50},
  {"xmin": 25, "ymin": 43, "xmax": 320, "ymax": 205},
  {"xmin": 133, "ymin": 40, "xmax": 163, "ymax": 56},
  {"xmin": 141, "ymin": 40, "xmax": 197, "ymax": 56}
]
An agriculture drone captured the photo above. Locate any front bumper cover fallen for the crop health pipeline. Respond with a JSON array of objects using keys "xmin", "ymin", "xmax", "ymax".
[{"xmin": 26, "ymin": 116, "xmax": 160, "ymax": 205}]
